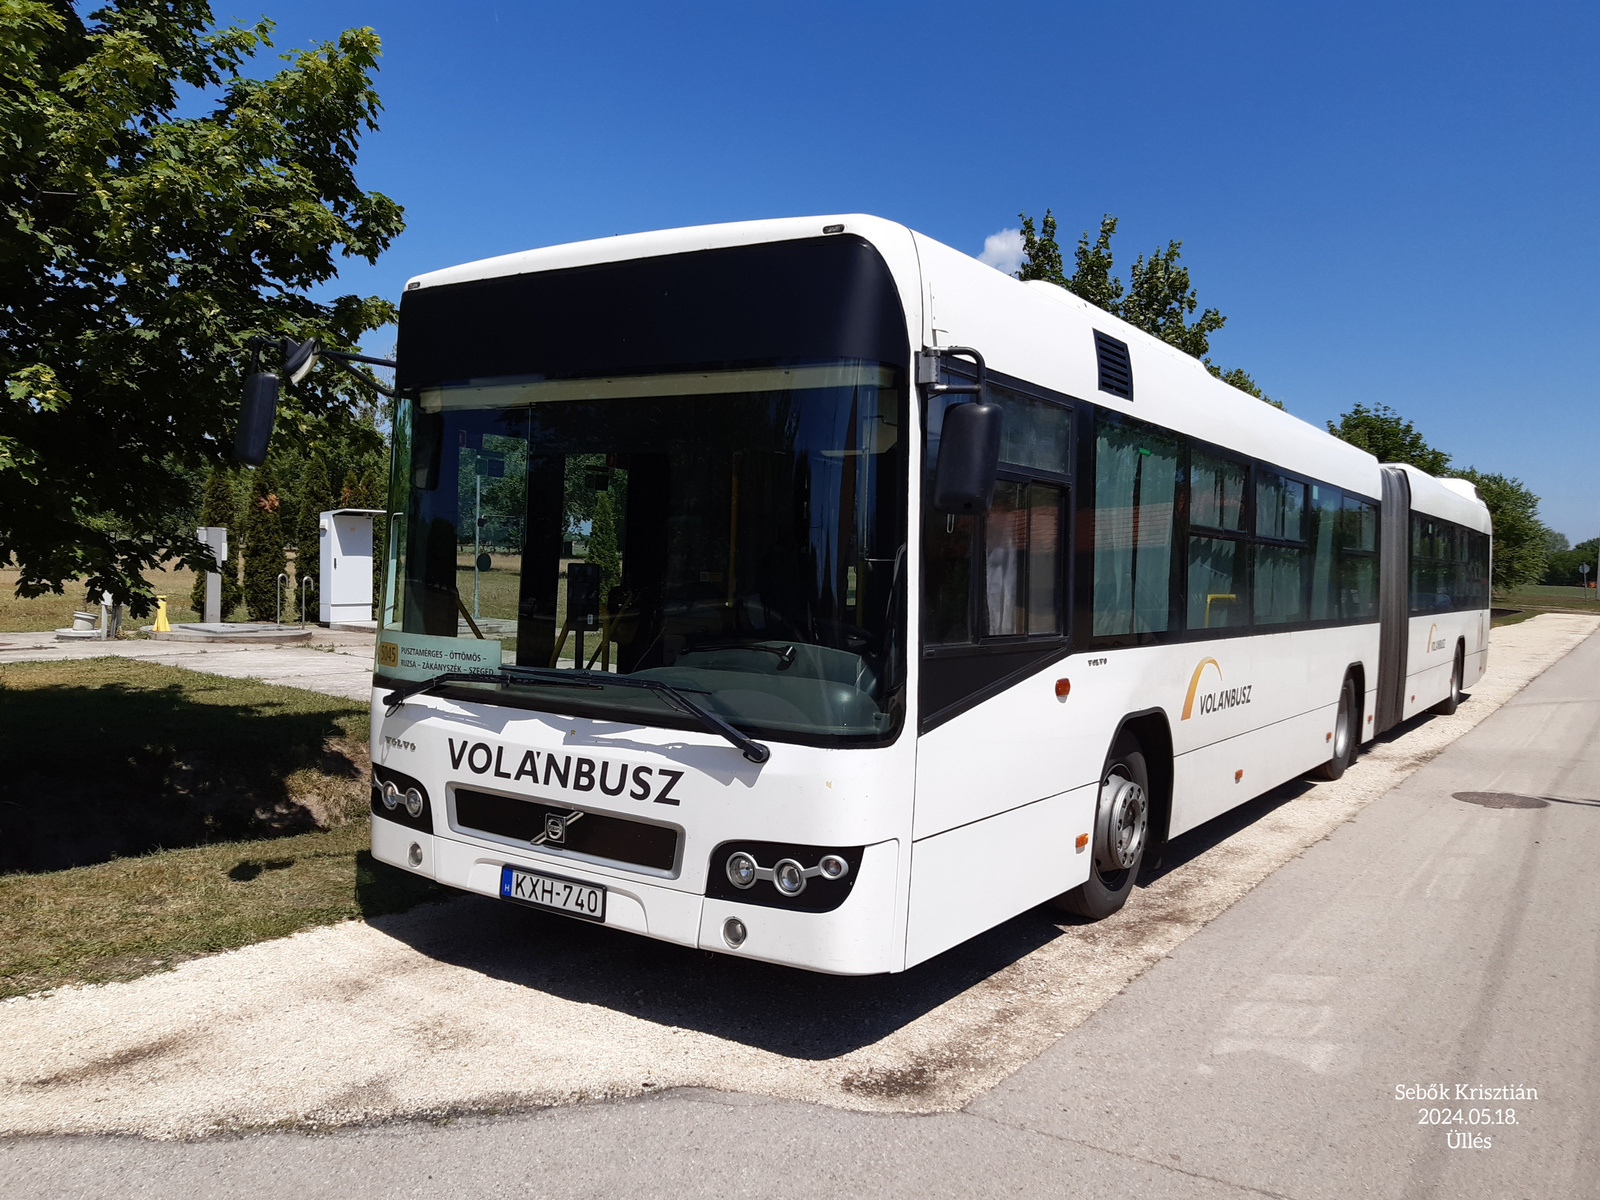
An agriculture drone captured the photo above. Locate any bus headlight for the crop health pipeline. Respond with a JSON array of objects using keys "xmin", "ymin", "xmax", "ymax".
[
  {"xmin": 381, "ymin": 781, "xmax": 401, "ymax": 810},
  {"xmin": 726, "ymin": 851, "xmax": 758, "ymax": 889},
  {"xmin": 772, "ymin": 858, "xmax": 806, "ymax": 896},
  {"xmin": 404, "ymin": 787, "xmax": 425, "ymax": 818},
  {"xmin": 818, "ymin": 854, "xmax": 849, "ymax": 881}
]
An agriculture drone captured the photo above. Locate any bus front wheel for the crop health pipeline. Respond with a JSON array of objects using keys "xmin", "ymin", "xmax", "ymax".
[{"xmin": 1054, "ymin": 734, "xmax": 1148, "ymax": 920}]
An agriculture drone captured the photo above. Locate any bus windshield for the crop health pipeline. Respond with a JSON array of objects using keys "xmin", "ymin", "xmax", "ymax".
[{"xmin": 382, "ymin": 360, "xmax": 908, "ymax": 744}]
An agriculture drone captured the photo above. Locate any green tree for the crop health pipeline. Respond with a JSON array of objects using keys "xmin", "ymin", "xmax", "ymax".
[
  {"xmin": 1206, "ymin": 364, "xmax": 1283, "ymax": 410},
  {"xmin": 188, "ymin": 466, "xmax": 241, "ymax": 617},
  {"xmin": 1016, "ymin": 210, "xmax": 1067, "ymax": 287},
  {"xmin": 1066, "ymin": 215, "xmax": 1124, "ymax": 313},
  {"xmin": 0, "ymin": 2, "xmax": 404, "ymax": 616},
  {"xmin": 1325, "ymin": 403, "xmax": 1452, "ymax": 474},
  {"xmin": 295, "ymin": 451, "xmax": 333, "ymax": 583},
  {"xmin": 1455, "ymin": 469, "xmax": 1548, "ymax": 593},
  {"xmin": 241, "ymin": 461, "xmax": 287, "ymax": 620},
  {"xmin": 1540, "ymin": 537, "xmax": 1597, "ymax": 586},
  {"xmin": 587, "ymin": 492, "xmax": 621, "ymax": 600},
  {"xmin": 1121, "ymin": 239, "xmax": 1227, "ymax": 360}
]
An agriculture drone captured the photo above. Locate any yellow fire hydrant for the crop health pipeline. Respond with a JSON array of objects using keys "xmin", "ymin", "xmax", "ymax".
[{"xmin": 154, "ymin": 595, "xmax": 170, "ymax": 633}]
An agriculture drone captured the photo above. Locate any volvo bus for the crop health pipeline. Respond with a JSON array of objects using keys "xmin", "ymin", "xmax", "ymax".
[{"xmin": 365, "ymin": 215, "xmax": 1491, "ymax": 974}]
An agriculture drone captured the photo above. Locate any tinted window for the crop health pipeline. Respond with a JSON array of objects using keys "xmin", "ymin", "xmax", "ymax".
[
  {"xmin": 1256, "ymin": 472, "xmax": 1306, "ymax": 541},
  {"xmin": 1309, "ymin": 484, "xmax": 1340, "ymax": 620},
  {"xmin": 1093, "ymin": 415, "xmax": 1180, "ymax": 639},
  {"xmin": 1188, "ymin": 536, "xmax": 1248, "ymax": 629},
  {"xmin": 993, "ymin": 386, "xmax": 1072, "ymax": 474},
  {"xmin": 1191, "ymin": 449, "xmax": 1247, "ymax": 531},
  {"xmin": 923, "ymin": 509, "xmax": 973, "ymax": 644},
  {"xmin": 983, "ymin": 481, "xmax": 1064, "ymax": 636},
  {"xmin": 1255, "ymin": 544, "xmax": 1309, "ymax": 624}
]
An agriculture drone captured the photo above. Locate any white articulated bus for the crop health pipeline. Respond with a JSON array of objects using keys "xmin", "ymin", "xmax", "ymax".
[{"xmin": 368, "ymin": 215, "xmax": 1491, "ymax": 974}]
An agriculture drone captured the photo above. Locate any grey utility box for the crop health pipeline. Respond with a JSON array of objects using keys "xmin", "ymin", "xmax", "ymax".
[{"xmin": 319, "ymin": 508, "xmax": 384, "ymax": 625}]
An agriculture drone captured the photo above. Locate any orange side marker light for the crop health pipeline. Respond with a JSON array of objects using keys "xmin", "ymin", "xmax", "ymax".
[
  {"xmin": 1075, "ymin": 833, "xmax": 1089, "ymax": 850},
  {"xmin": 1055, "ymin": 678, "xmax": 1071, "ymax": 700},
  {"xmin": 1234, "ymin": 769, "xmax": 1244, "ymax": 783}
]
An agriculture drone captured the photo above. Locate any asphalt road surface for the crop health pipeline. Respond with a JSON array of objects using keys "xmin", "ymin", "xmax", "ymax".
[{"xmin": 5, "ymin": 627, "xmax": 1596, "ymax": 1199}]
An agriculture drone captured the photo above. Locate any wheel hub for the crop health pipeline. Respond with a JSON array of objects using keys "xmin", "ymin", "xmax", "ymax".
[{"xmin": 1094, "ymin": 772, "xmax": 1147, "ymax": 873}]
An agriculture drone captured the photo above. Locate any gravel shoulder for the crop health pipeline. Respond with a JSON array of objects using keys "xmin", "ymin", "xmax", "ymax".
[{"xmin": 2, "ymin": 614, "xmax": 1594, "ymax": 1139}]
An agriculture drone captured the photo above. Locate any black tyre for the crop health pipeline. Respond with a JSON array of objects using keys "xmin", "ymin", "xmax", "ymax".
[
  {"xmin": 1314, "ymin": 674, "xmax": 1359, "ymax": 781},
  {"xmin": 1432, "ymin": 644, "xmax": 1464, "ymax": 715},
  {"xmin": 1055, "ymin": 734, "xmax": 1149, "ymax": 920}
]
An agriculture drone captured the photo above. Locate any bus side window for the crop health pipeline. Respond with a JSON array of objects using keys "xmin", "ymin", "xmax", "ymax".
[
  {"xmin": 1338, "ymin": 496, "xmax": 1378, "ymax": 620},
  {"xmin": 1309, "ymin": 484, "xmax": 1341, "ymax": 620},
  {"xmin": 1093, "ymin": 416, "xmax": 1179, "ymax": 640},
  {"xmin": 923, "ymin": 508, "xmax": 975, "ymax": 644},
  {"xmin": 982, "ymin": 480, "xmax": 1064, "ymax": 637}
]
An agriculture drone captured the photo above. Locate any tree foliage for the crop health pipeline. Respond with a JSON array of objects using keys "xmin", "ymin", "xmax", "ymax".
[
  {"xmin": 1544, "ymin": 537, "xmax": 1599, "ymax": 587},
  {"xmin": 0, "ymin": 1, "xmax": 404, "ymax": 614},
  {"xmin": 1325, "ymin": 403, "xmax": 1452, "ymax": 475},
  {"xmin": 240, "ymin": 459, "xmax": 286, "ymax": 620},
  {"xmin": 1455, "ymin": 469, "xmax": 1549, "ymax": 593},
  {"xmin": 1015, "ymin": 210, "xmax": 1275, "ymax": 406}
]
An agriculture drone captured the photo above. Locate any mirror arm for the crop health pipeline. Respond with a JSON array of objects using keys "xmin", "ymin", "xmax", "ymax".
[
  {"xmin": 317, "ymin": 350, "xmax": 397, "ymax": 398},
  {"xmin": 918, "ymin": 346, "xmax": 986, "ymax": 399}
]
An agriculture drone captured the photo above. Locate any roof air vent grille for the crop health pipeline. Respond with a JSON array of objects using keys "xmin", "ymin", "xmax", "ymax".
[{"xmin": 1094, "ymin": 331, "xmax": 1133, "ymax": 400}]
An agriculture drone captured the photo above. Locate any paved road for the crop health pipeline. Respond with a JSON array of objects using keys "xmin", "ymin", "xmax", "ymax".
[{"xmin": 4, "ymin": 629, "xmax": 1596, "ymax": 1198}]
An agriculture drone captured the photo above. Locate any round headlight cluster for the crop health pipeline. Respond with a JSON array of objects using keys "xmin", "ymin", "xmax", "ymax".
[
  {"xmin": 721, "ymin": 850, "xmax": 851, "ymax": 899},
  {"xmin": 378, "ymin": 779, "xmax": 425, "ymax": 819},
  {"xmin": 403, "ymin": 787, "xmax": 425, "ymax": 818},
  {"xmin": 381, "ymin": 780, "xmax": 401, "ymax": 810}
]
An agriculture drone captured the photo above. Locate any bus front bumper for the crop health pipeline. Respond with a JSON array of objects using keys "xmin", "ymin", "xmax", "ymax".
[{"xmin": 371, "ymin": 815, "xmax": 903, "ymax": 975}]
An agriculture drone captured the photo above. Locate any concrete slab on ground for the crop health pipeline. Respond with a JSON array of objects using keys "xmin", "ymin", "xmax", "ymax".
[{"xmin": 0, "ymin": 628, "xmax": 376, "ymax": 701}]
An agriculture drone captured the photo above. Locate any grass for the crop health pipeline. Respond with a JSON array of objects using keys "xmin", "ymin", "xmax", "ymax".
[
  {"xmin": 1, "ymin": 564, "xmax": 229, "ymax": 634},
  {"xmin": 0, "ymin": 658, "xmax": 449, "ymax": 997},
  {"xmin": 1497, "ymin": 584, "xmax": 1600, "ymax": 613},
  {"xmin": 1491, "ymin": 584, "xmax": 1600, "ymax": 627},
  {"xmin": 0, "ymin": 553, "xmax": 321, "ymax": 635}
]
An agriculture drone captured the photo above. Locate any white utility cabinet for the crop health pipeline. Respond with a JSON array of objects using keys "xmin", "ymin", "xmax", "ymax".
[{"xmin": 319, "ymin": 508, "xmax": 384, "ymax": 625}]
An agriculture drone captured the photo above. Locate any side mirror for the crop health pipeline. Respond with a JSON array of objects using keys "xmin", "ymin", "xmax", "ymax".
[
  {"xmin": 933, "ymin": 400, "xmax": 1003, "ymax": 513},
  {"xmin": 234, "ymin": 372, "xmax": 279, "ymax": 466}
]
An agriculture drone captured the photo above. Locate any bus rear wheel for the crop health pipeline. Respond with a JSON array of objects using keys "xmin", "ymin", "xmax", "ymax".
[
  {"xmin": 1314, "ymin": 674, "xmax": 1359, "ymax": 781},
  {"xmin": 1432, "ymin": 644, "xmax": 1464, "ymax": 715},
  {"xmin": 1055, "ymin": 734, "xmax": 1148, "ymax": 920}
]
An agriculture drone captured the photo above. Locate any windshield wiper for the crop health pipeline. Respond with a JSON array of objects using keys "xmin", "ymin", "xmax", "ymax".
[
  {"xmin": 502, "ymin": 665, "xmax": 771, "ymax": 764},
  {"xmin": 382, "ymin": 669, "xmax": 600, "ymax": 715},
  {"xmin": 382, "ymin": 665, "xmax": 771, "ymax": 764}
]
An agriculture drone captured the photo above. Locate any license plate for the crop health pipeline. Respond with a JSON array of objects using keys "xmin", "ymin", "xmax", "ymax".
[{"xmin": 499, "ymin": 865, "xmax": 606, "ymax": 922}]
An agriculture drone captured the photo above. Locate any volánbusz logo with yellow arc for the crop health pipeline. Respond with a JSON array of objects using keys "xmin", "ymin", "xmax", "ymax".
[{"xmin": 1181, "ymin": 656, "xmax": 1253, "ymax": 720}]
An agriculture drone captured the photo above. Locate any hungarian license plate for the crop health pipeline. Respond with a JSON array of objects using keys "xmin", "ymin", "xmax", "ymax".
[{"xmin": 500, "ymin": 865, "xmax": 606, "ymax": 922}]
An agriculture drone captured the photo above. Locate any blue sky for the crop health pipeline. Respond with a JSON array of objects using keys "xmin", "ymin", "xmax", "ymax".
[{"xmin": 245, "ymin": 0, "xmax": 1597, "ymax": 541}]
